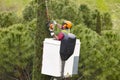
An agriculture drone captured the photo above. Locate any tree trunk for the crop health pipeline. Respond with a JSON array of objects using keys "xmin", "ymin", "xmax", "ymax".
[{"xmin": 32, "ymin": 0, "xmax": 50, "ymax": 80}]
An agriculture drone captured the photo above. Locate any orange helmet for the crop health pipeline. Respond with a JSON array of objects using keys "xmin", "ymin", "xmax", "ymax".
[{"xmin": 62, "ymin": 21, "xmax": 72, "ymax": 29}]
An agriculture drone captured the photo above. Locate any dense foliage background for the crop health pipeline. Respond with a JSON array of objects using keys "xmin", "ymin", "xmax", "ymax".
[{"xmin": 0, "ymin": 0, "xmax": 120, "ymax": 80}]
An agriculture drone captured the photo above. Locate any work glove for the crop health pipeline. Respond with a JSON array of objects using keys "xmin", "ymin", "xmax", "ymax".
[
  {"xmin": 49, "ymin": 23, "xmax": 54, "ymax": 30},
  {"xmin": 49, "ymin": 23, "xmax": 55, "ymax": 36},
  {"xmin": 47, "ymin": 20, "xmax": 56, "ymax": 36},
  {"xmin": 53, "ymin": 20, "xmax": 57, "ymax": 25}
]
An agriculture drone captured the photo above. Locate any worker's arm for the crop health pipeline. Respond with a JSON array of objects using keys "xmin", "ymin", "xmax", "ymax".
[
  {"xmin": 53, "ymin": 32, "xmax": 64, "ymax": 40},
  {"xmin": 49, "ymin": 31, "xmax": 59, "ymax": 40},
  {"xmin": 49, "ymin": 29, "xmax": 64, "ymax": 40},
  {"xmin": 53, "ymin": 34, "xmax": 59, "ymax": 40},
  {"xmin": 53, "ymin": 20, "xmax": 62, "ymax": 29},
  {"xmin": 56, "ymin": 24, "xmax": 62, "ymax": 29},
  {"xmin": 49, "ymin": 21, "xmax": 64, "ymax": 40}
]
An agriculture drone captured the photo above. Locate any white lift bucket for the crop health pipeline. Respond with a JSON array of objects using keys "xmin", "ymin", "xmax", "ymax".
[{"xmin": 41, "ymin": 38, "xmax": 80, "ymax": 77}]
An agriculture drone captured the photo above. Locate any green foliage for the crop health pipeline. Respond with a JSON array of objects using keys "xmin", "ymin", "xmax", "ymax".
[
  {"xmin": 0, "ymin": 12, "xmax": 20, "ymax": 28},
  {"xmin": 61, "ymin": 6, "xmax": 77, "ymax": 22},
  {"xmin": 46, "ymin": 0, "xmax": 81, "ymax": 25},
  {"xmin": 71, "ymin": 24, "xmax": 120, "ymax": 80},
  {"xmin": 22, "ymin": 1, "xmax": 37, "ymax": 21},
  {"xmin": 0, "ymin": 0, "xmax": 119, "ymax": 80},
  {"xmin": 22, "ymin": 0, "xmax": 113, "ymax": 32},
  {"xmin": 78, "ymin": 4, "xmax": 113, "ymax": 32},
  {"xmin": 0, "ymin": 19, "xmax": 36, "ymax": 80},
  {"xmin": 49, "ymin": 1, "xmax": 113, "ymax": 32},
  {"xmin": 102, "ymin": 13, "xmax": 113, "ymax": 30},
  {"xmin": 32, "ymin": 0, "xmax": 50, "ymax": 80},
  {"xmin": 76, "ymin": 0, "xmax": 120, "ymax": 30},
  {"xmin": 96, "ymin": 0, "xmax": 109, "ymax": 13},
  {"xmin": 0, "ymin": 0, "xmax": 30, "ymax": 13},
  {"xmin": 72, "ymin": 24, "xmax": 103, "ymax": 80},
  {"xmin": 97, "ymin": 30, "xmax": 120, "ymax": 80},
  {"xmin": 78, "ymin": 4, "xmax": 94, "ymax": 30}
]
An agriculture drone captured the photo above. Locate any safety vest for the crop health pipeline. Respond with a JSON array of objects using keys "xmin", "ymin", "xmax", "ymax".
[{"xmin": 61, "ymin": 29, "xmax": 70, "ymax": 34}]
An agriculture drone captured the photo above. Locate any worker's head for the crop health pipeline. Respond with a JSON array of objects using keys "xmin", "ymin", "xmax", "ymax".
[{"xmin": 62, "ymin": 20, "xmax": 72, "ymax": 29}]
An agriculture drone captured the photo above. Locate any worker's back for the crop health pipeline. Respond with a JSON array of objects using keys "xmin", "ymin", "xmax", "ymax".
[{"xmin": 60, "ymin": 33, "xmax": 76, "ymax": 61}]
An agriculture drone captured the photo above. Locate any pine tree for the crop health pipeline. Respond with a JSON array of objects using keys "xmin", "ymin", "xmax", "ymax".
[{"xmin": 32, "ymin": 0, "xmax": 50, "ymax": 80}]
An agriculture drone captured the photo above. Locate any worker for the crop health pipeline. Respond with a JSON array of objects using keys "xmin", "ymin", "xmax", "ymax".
[
  {"xmin": 48, "ymin": 20, "xmax": 76, "ymax": 79},
  {"xmin": 49, "ymin": 20, "xmax": 71, "ymax": 40}
]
